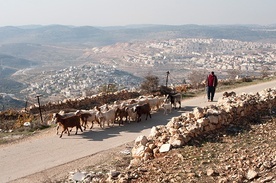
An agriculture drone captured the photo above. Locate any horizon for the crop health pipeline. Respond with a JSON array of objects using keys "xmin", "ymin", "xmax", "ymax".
[
  {"xmin": 0, "ymin": 0, "xmax": 275, "ymax": 27},
  {"xmin": 1, "ymin": 23, "xmax": 276, "ymax": 29}
]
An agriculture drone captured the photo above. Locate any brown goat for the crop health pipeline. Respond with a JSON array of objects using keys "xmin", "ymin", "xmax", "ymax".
[
  {"xmin": 52, "ymin": 113, "xmax": 83, "ymax": 138},
  {"xmin": 115, "ymin": 106, "xmax": 129, "ymax": 125},
  {"xmin": 75, "ymin": 110, "xmax": 101, "ymax": 130}
]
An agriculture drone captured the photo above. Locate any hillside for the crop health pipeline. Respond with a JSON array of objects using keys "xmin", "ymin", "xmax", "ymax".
[
  {"xmin": 0, "ymin": 24, "xmax": 276, "ymax": 109},
  {"xmin": 1, "ymin": 24, "xmax": 276, "ymax": 45}
]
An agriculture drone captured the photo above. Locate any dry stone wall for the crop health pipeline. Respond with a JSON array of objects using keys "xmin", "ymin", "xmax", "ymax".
[
  {"xmin": 28, "ymin": 91, "xmax": 140, "ymax": 114},
  {"xmin": 132, "ymin": 88, "xmax": 276, "ymax": 161}
]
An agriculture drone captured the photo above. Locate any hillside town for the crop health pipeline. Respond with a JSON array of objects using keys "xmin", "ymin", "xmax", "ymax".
[
  {"xmin": 89, "ymin": 38, "xmax": 276, "ymax": 74},
  {"xmin": 19, "ymin": 38, "xmax": 276, "ymax": 103},
  {"xmin": 20, "ymin": 65, "xmax": 142, "ymax": 103}
]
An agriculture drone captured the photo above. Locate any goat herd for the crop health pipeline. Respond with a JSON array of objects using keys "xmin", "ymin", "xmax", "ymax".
[{"xmin": 51, "ymin": 93, "xmax": 182, "ymax": 138}]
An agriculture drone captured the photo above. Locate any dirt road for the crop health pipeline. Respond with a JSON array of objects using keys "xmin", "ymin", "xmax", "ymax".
[{"xmin": 1, "ymin": 79, "xmax": 275, "ymax": 183}]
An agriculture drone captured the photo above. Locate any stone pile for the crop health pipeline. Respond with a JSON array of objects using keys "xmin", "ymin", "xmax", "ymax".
[{"xmin": 131, "ymin": 88, "xmax": 276, "ymax": 162}]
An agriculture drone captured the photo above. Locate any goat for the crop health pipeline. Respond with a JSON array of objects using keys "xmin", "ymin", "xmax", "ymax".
[
  {"xmin": 134, "ymin": 103, "xmax": 151, "ymax": 122},
  {"xmin": 126, "ymin": 106, "xmax": 138, "ymax": 122},
  {"xmin": 52, "ymin": 113, "xmax": 83, "ymax": 138},
  {"xmin": 115, "ymin": 106, "xmax": 129, "ymax": 125},
  {"xmin": 147, "ymin": 97, "xmax": 161, "ymax": 111},
  {"xmin": 75, "ymin": 109, "xmax": 101, "ymax": 130},
  {"xmin": 96, "ymin": 107, "xmax": 116, "ymax": 128},
  {"xmin": 166, "ymin": 93, "xmax": 182, "ymax": 109},
  {"xmin": 161, "ymin": 102, "xmax": 172, "ymax": 115},
  {"xmin": 55, "ymin": 110, "xmax": 76, "ymax": 135}
]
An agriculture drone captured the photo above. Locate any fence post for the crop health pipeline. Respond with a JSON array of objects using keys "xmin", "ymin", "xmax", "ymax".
[
  {"xmin": 36, "ymin": 95, "xmax": 43, "ymax": 124},
  {"xmin": 166, "ymin": 71, "xmax": 170, "ymax": 87}
]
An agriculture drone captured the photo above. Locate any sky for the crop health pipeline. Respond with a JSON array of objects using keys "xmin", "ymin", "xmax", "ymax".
[{"xmin": 0, "ymin": 0, "xmax": 275, "ymax": 27}]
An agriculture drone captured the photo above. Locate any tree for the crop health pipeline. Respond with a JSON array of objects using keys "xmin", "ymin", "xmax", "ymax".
[
  {"xmin": 140, "ymin": 74, "xmax": 159, "ymax": 94},
  {"xmin": 98, "ymin": 83, "xmax": 118, "ymax": 93},
  {"xmin": 260, "ymin": 66, "xmax": 269, "ymax": 78},
  {"xmin": 187, "ymin": 70, "xmax": 207, "ymax": 88}
]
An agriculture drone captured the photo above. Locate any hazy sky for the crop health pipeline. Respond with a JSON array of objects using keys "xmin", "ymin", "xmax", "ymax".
[{"xmin": 0, "ymin": 0, "xmax": 275, "ymax": 27}]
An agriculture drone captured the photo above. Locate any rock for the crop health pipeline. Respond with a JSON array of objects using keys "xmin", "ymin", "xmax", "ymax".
[
  {"xmin": 176, "ymin": 153, "xmax": 184, "ymax": 162},
  {"xmin": 135, "ymin": 135, "xmax": 148, "ymax": 146},
  {"xmin": 110, "ymin": 170, "xmax": 120, "ymax": 178},
  {"xmin": 218, "ymin": 177, "xmax": 228, "ymax": 183},
  {"xmin": 246, "ymin": 169, "xmax": 258, "ymax": 180},
  {"xmin": 193, "ymin": 107, "xmax": 204, "ymax": 119},
  {"xmin": 129, "ymin": 158, "xmax": 141, "ymax": 167},
  {"xmin": 184, "ymin": 112, "xmax": 195, "ymax": 119},
  {"xmin": 120, "ymin": 149, "xmax": 131, "ymax": 155},
  {"xmin": 260, "ymin": 176, "xmax": 274, "ymax": 183},
  {"xmin": 208, "ymin": 115, "xmax": 219, "ymax": 124},
  {"xmin": 132, "ymin": 145, "xmax": 146, "ymax": 158},
  {"xmin": 169, "ymin": 134, "xmax": 185, "ymax": 147},
  {"xmin": 206, "ymin": 168, "xmax": 215, "ymax": 176},
  {"xmin": 23, "ymin": 122, "xmax": 31, "ymax": 127},
  {"xmin": 148, "ymin": 143, "xmax": 156, "ymax": 150},
  {"xmin": 159, "ymin": 144, "xmax": 171, "ymax": 153},
  {"xmin": 142, "ymin": 152, "xmax": 153, "ymax": 161},
  {"xmin": 72, "ymin": 172, "xmax": 87, "ymax": 182},
  {"xmin": 149, "ymin": 126, "xmax": 159, "ymax": 138},
  {"xmin": 187, "ymin": 172, "xmax": 196, "ymax": 177},
  {"xmin": 197, "ymin": 117, "xmax": 209, "ymax": 126}
]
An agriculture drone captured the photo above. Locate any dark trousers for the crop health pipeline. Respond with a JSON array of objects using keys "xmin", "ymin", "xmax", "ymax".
[{"xmin": 207, "ymin": 86, "xmax": 216, "ymax": 101}]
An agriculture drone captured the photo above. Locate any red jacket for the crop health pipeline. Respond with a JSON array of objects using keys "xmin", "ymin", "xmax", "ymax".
[{"xmin": 206, "ymin": 74, "xmax": 218, "ymax": 87}]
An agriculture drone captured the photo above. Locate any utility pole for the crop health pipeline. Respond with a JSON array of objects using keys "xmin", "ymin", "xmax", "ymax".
[
  {"xmin": 25, "ymin": 99, "xmax": 28, "ymax": 113},
  {"xmin": 36, "ymin": 95, "xmax": 43, "ymax": 124},
  {"xmin": 166, "ymin": 71, "xmax": 170, "ymax": 87}
]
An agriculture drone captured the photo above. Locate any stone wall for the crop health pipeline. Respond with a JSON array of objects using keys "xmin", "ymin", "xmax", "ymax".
[
  {"xmin": 28, "ymin": 91, "xmax": 140, "ymax": 114},
  {"xmin": 132, "ymin": 88, "xmax": 276, "ymax": 161}
]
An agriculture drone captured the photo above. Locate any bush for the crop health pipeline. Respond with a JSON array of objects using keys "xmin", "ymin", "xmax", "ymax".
[{"xmin": 241, "ymin": 77, "xmax": 253, "ymax": 82}]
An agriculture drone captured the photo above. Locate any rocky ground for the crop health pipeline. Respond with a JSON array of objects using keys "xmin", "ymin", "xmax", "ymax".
[
  {"xmin": 30, "ymin": 111, "xmax": 275, "ymax": 183},
  {"xmin": 124, "ymin": 115, "xmax": 276, "ymax": 183}
]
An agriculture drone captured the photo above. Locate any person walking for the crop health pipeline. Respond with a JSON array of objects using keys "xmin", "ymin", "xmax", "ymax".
[{"xmin": 206, "ymin": 71, "xmax": 218, "ymax": 102}]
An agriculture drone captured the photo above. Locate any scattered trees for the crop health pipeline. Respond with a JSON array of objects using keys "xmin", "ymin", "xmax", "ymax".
[
  {"xmin": 140, "ymin": 74, "xmax": 159, "ymax": 94},
  {"xmin": 98, "ymin": 83, "xmax": 118, "ymax": 93}
]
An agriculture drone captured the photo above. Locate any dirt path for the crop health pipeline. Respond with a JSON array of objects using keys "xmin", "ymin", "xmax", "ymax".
[{"xmin": 1, "ymin": 79, "xmax": 276, "ymax": 183}]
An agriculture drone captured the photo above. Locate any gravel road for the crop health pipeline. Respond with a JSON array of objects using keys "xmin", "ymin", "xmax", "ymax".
[{"xmin": 1, "ymin": 79, "xmax": 275, "ymax": 183}]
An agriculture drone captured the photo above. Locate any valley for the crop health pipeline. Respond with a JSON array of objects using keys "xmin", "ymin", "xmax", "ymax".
[{"xmin": 0, "ymin": 24, "xmax": 276, "ymax": 107}]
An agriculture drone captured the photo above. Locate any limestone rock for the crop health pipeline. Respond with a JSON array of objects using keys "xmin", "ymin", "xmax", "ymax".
[
  {"xmin": 246, "ymin": 169, "xmax": 258, "ymax": 180},
  {"xmin": 159, "ymin": 144, "xmax": 171, "ymax": 153}
]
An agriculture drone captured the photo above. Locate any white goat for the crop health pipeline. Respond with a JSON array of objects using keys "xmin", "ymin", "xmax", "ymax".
[
  {"xmin": 161, "ymin": 102, "xmax": 172, "ymax": 115},
  {"xmin": 96, "ymin": 107, "xmax": 117, "ymax": 128}
]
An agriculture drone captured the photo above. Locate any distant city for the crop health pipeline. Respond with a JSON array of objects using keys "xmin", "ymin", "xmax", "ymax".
[
  {"xmin": 18, "ymin": 38, "xmax": 276, "ymax": 103},
  {"xmin": 0, "ymin": 24, "xmax": 275, "ymax": 107}
]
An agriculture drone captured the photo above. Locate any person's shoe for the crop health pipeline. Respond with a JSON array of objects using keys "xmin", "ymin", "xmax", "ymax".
[{"xmin": 208, "ymin": 99, "xmax": 211, "ymax": 102}]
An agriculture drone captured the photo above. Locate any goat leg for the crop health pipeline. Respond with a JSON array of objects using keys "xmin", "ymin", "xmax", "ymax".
[{"xmin": 89, "ymin": 122, "xmax": 94, "ymax": 130}]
